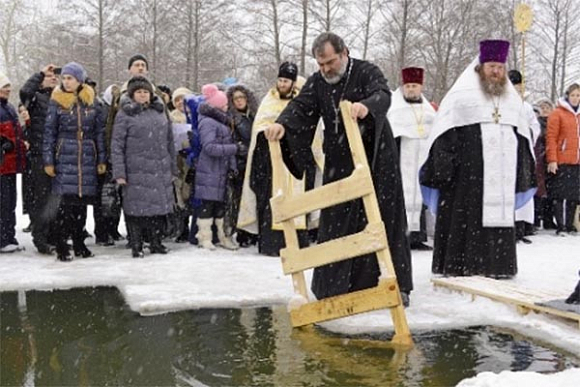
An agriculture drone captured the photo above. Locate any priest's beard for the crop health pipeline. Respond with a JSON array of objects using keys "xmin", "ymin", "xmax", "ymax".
[
  {"xmin": 322, "ymin": 58, "xmax": 348, "ymax": 85},
  {"xmin": 477, "ymin": 67, "xmax": 507, "ymax": 97}
]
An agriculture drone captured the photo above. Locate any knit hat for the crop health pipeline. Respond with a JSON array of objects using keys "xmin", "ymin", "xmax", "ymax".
[
  {"xmin": 127, "ymin": 76, "xmax": 154, "ymax": 99},
  {"xmin": 401, "ymin": 67, "xmax": 424, "ymax": 85},
  {"xmin": 479, "ymin": 39, "xmax": 510, "ymax": 64},
  {"xmin": 61, "ymin": 62, "xmax": 87, "ymax": 83},
  {"xmin": 128, "ymin": 54, "xmax": 149, "ymax": 70},
  {"xmin": 172, "ymin": 87, "xmax": 193, "ymax": 104},
  {"xmin": 278, "ymin": 62, "xmax": 298, "ymax": 81},
  {"xmin": 0, "ymin": 71, "xmax": 10, "ymax": 88},
  {"xmin": 201, "ymin": 84, "xmax": 228, "ymax": 109},
  {"xmin": 508, "ymin": 69, "xmax": 522, "ymax": 85}
]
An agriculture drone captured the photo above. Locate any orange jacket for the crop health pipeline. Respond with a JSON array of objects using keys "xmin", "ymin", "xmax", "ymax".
[{"xmin": 546, "ymin": 99, "xmax": 580, "ymax": 165}]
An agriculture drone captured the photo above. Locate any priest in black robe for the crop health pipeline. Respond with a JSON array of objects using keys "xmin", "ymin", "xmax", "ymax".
[
  {"xmin": 264, "ymin": 32, "xmax": 413, "ymax": 304},
  {"xmin": 420, "ymin": 40, "xmax": 536, "ymax": 279}
]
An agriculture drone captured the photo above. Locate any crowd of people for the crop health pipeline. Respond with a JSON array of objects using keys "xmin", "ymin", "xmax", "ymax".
[{"xmin": 1, "ymin": 32, "xmax": 579, "ymax": 307}]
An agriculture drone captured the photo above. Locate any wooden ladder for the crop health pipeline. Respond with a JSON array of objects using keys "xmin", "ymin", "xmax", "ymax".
[{"xmin": 268, "ymin": 101, "xmax": 413, "ymax": 347}]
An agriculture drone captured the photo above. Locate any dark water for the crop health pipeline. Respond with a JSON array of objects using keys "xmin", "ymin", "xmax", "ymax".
[{"xmin": 0, "ymin": 287, "xmax": 577, "ymax": 387}]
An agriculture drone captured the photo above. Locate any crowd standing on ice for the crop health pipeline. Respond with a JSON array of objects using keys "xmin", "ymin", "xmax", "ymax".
[{"xmin": 2, "ymin": 32, "xmax": 580, "ymax": 307}]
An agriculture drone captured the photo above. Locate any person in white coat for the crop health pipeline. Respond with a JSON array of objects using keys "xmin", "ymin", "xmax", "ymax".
[{"xmin": 387, "ymin": 67, "xmax": 437, "ymax": 250}]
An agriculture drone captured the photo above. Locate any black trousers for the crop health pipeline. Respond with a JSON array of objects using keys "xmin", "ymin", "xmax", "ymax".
[
  {"xmin": 0, "ymin": 174, "xmax": 17, "ymax": 248},
  {"xmin": 54, "ymin": 203, "xmax": 87, "ymax": 253},
  {"xmin": 125, "ymin": 215, "xmax": 165, "ymax": 248},
  {"xmin": 198, "ymin": 200, "xmax": 225, "ymax": 219},
  {"xmin": 554, "ymin": 199, "xmax": 578, "ymax": 232}
]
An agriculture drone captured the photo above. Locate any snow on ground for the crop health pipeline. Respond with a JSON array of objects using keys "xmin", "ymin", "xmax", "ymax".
[{"xmin": 1, "ymin": 203, "xmax": 579, "ymax": 386}]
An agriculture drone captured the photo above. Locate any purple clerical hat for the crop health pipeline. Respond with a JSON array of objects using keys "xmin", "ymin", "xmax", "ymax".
[{"xmin": 479, "ymin": 39, "xmax": 510, "ymax": 64}]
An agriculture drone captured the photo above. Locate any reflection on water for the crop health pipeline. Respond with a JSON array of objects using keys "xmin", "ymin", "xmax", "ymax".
[{"xmin": 1, "ymin": 287, "xmax": 577, "ymax": 386}]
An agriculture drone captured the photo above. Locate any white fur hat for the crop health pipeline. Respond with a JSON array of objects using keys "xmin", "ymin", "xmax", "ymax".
[{"xmin": 0, "ymin": 71, "xmax": 10, "ymax": 89}]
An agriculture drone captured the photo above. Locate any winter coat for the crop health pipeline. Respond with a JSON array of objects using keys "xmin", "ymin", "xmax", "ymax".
[
  {"xmin": 0, "ymin": 98, "xmax": 26, "ymax": 175},
  {"xmin": 19, "ymin": 72, "xmax": 53, "ymax": 156},
  {"xmin": 546, "ymin": 98, "xmax": 580, "ymax": 165},
  {"xmin": 111, "ymin": 95, "xmax": 177, "ymax": 217},
  {"xmin": 194, "ymin": 103, "xmax": 237, "ymax": 202},
  {"xmin": 227, "ymin": 85, "xmax": 258, "ymax": 173},
  {"xmin": 42, "ymin": 85, "xmax": 106, "ymax": 197}
]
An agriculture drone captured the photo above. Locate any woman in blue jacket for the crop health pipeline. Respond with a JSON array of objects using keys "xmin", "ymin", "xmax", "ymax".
[{"xmin": 43, "ymin": 62, "xmax": 106, "ymax": 261}]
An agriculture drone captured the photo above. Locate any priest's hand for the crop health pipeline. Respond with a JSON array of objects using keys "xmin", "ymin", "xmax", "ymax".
[
  {"xmin": 547, "ymin": 162, "xmax": 558, "ymax": 174},
  {"xmin": 351, "ymin": 102, "xmax": 369, "ymax": 120},
  {"xmin": 116, "ymin": 178, "xmax": 127, "ymax": 185},
  {"xmin": 264, "ymin": 123, "xmax": 285, "ymax": 141}
]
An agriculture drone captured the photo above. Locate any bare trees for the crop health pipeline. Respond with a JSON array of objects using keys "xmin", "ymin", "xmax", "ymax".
[{"xmin": 2, "ymin": 0, "xmax": 580, "ymax": 103}]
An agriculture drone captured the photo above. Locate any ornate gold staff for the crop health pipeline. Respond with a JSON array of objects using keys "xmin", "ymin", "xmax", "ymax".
[{"xmin": 514, "ymin": 3, "xmax": 534, "ymax": 97}]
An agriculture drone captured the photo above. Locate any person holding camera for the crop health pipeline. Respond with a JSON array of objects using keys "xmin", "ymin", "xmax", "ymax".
[
  {"xmin": 19, "ymin": 64, "xmax": 60, "ymax": 254},
  {"xmin": 1, "ymin": 72, "xmax": 27, "ymax": 253}
]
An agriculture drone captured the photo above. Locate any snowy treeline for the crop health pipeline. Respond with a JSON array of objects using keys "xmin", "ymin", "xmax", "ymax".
[{"xmin": 1, "ymin": 0, "xmax": 579, "ymax": 102}]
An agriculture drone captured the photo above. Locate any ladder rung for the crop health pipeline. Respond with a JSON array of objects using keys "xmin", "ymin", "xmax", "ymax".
[
  {"xmin": 289, "ymin": 278, "xmax": 400, "ymax": 327},
  {"xmin": 270, "ymin": 167, "xmax": 373, "ymax": 223},
  {"xmin": 280, "ymin": 223, "xmax": 387, "ymax": 275}
]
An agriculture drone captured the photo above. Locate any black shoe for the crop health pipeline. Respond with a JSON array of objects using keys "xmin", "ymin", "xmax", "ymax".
[
  {"xmin": 112, "ymin": 232, "xmax": 125, "ymax": 241},
  {"xmin": 36, "ymin": 243, "xmax": 55, "ymax": 255},
  {"xmin": 410, "ymin": 242, "xmax": 433, "ymax": 251},
  {"xmin": 57, "ymin": 252, "xmax": 73, "ymax": 262},
  {"xmin": 175, "ymin": 235, "xmax": 189, "ymax": 243},
  {"xmin": 74, "ymin": 244, "xmax": 94, "ymax": 258},
  {"xmin": 132, "ymin": 248, "xmax": 145, "ymax": 258},
  {"xmin": 96, "ymin": 236, "xmax": 115, "ymax": 246},
  {"xmin": 519, "ymin": 237, "xmax": 532, "ymax": 244},
  {"xmin": 149, "ymin": 244, "xmax": 169, "ymax": 254}
]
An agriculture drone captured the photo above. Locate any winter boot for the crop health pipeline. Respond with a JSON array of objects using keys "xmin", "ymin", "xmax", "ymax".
[
  {"xmin": 73, "ymin": 240, "xmax": 94, "ymax": 258},
  {"xmin": 128, "ymin": 221, "xmax": 144, "ymax": 258},
  {"xmin": 215, "ymin": 218, "xmax": 238, "ymax": 250},
  {"xmin": 149, "ymin": 224, "xmax": 169, "ymax": 255},
  {"xmin": 56, "ymin": 242, "xmax": 73, "ymax": 262},
  {"xmin": 196, "ymin": 218, "xmax": 216, "ymax": 250}
]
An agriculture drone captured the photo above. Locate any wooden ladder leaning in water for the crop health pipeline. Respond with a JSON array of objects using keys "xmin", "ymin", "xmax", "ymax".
[{"xmin": 268, "ymin": 100, "xmax": 413, "ymax": 347}]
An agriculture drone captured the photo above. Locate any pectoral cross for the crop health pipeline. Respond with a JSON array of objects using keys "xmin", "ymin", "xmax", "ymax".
[
  {"xmin": 492, "ymin": 107, "xmax": 501, "ymax": 124},
  {"xmin": 333, "ymin": 107, "xmax": 341, "ymax": 133}
]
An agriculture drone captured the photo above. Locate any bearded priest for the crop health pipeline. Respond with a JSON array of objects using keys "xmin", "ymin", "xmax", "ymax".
[{"xmin": 419, "ymin": 39, "xmax": 536, "ymax": 279}]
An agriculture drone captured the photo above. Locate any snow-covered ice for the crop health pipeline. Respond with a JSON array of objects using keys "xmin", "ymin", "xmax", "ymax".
[{"xmin": 1, "ymin": 203, "xmax": 579, "ymax": 386}]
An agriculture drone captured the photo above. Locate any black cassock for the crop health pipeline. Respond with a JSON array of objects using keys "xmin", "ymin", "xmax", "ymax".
[
  {"xmin": 276, "ymin": 58, "xmax": 413, "ymax": 299},
  {"xmin": 420, "ymin": 125, "xmax": 536, "ymax": 278}
]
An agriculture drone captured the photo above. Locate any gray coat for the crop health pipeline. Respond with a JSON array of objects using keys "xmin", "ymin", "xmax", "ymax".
[
  {"xmin": 111, "ymin": 95, "xmax": 177, "ymax": 216},
  {"xmin": 194, "ymin": 103, "xmax": 237, "ymax": 201}
]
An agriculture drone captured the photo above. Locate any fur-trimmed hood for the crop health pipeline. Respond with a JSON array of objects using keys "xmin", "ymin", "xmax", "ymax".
[
  {"xmin": 50, "ymin": 85, "xmax": 95, "ymax": 109},
  {"xmin": 226, "ymin": 84, "xmax": 258, "ymax": 115},
  {"xmin": 120, "ymin": 94, "xmax": 165, "ymax": 116},
  {"xmin": 199, "ymin": 102, "xmax": 231, "ymax": 126}
]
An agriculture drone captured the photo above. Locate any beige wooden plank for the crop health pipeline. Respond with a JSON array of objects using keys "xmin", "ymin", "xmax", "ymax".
[
  {"xmin": 433, "ymin": 276, "xmax": 566, "ymax": 302},
  {"xmin": 432, "ymin": 277, "xmax": 580, "ymax": 327},
  {"xmin": 269, "ymin": 139, "xmax": 309, "ymax": 300},
  {"xmin": 290, "ymin": 279, "xmax": 400, "ymax": 327},
  {"xmin": 339, "ymin": 101, "xmax": 413, "ymax": 343},
  {"xmin": 280, "ymin": 222, "xmax": 387, "ymax": 275},
  {"xmin": 270, "ymin": 166, "xmax": 373, "ymax": 223}
]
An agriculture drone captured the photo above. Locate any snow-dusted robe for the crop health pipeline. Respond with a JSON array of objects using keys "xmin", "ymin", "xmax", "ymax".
[
  {"xmin": 388, "ymin": 88, "xmax": 436, "ymax": 232},
  {"xmin": 237, "ymin": 77, "xmax": 324, "ymax": 256},
  {"xmin": 277, "ymin": 58, "xmax": 413, "ymax": 298},
  {"xmin": 420, "ymin": 58, "xmax": 536, "ymax": 278}
]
